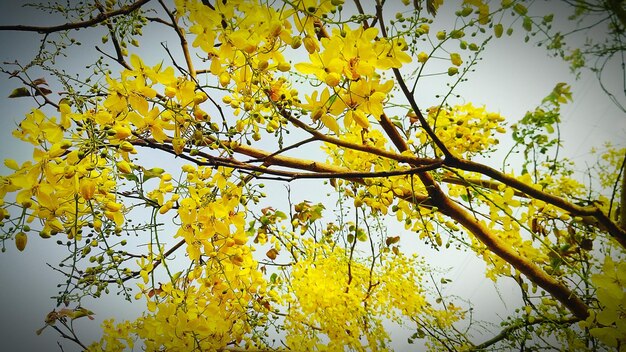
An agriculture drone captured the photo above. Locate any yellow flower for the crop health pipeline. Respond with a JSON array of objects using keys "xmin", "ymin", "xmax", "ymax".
[
  {"xmin": 450, "ymin": 52, "xmax": 463, "ymax": 66},
  {"xmin": 4, "ymin": 159, "xmax": 19, "ymax": 171},
  {"xmin": 112, "ymin": 124, "xmax": 132, "ymax": 140},
  {"xmin": 417, "ymin": 51, "xmax": 429, "ymax": 63},
  {"xmin": 105, "ymin": 201, "xmax": 123, "ymax": 212},
  {"xmin": 320, "ymin": 114, "xmax": 340, "ymax": 134},
  {"xmin": 128, "ymin": 108, "xmax": 171, "ymax": 143},
  {"xmin": 79, "ymin": 178, "xmax": 97, "ymax": 200},
  {"xmin": 324, "ymin": 72, "xmax": 341, "ymax": 87},
  {"xmin": 116, "ymin": 160, "xmax": 133, "ymax": 174}
]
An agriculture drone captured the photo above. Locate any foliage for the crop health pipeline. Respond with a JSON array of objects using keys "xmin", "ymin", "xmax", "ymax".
[
  {"xmin": 529, "ymin": 0, "xmax": 626, "ymax": 113},
  {"xmin": 0, "ymin": 0, "xmax": 625, "ymax": 351}
]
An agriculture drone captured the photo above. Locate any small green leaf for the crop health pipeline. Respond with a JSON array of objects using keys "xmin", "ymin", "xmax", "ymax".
[
  {"xmin": 120, "ymin": 173, "xmax": 139, "ymax": 182},
  {"xmin": 356, "ymin": 229, "xmax": 367, "ymax": 242},
  {"xmin": 8, "ymin": 87, "xmax": 31, "ymax": 98},
  {"xmin": 142, "ymin": 167, "xmax": 165, "ymax": 182}
]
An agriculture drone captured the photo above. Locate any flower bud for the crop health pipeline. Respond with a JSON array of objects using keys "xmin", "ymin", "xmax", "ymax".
[
  {"xmin": 303, "ymin": 36, "xmax": 319, "ymax": 54},
  {"xmin": 15, "ymin": 232, "xmax": 27, "ymax": 251}
]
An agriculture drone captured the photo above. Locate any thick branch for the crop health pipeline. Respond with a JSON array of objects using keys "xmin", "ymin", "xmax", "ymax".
[
  {"xmin": 157, "ymin": 0, "xmax": 195, "ymax": 78},
  {"xmin": 0, "ymin": 0, "xmax": 150, "ymax": 34},
  {"xmin": 283, "ymin": 111, "xmax": 438, "ymax": 166},
  {"xmin": 287, "ymin": 4, "xmax": 592, "ymax": 319},
  {"xmin": 620, "ymin": 152, "xmax": 626, "ymax": 229},
  {"xmin": 379, "ymin": 113, "xmax": 410, "ymax": 153},
  {"xmin": 0, "ymin": 0, "xmax": 151, "ymax": 34},
  {"xmin": 134, "ymin": 138, "xmax": 444, "ymax": 180},
  {"xmin": 380, "ymin": 129, "xmax": 591, "ymax": 317},
  {"xmin": 441, "ymin": 175, "xmax": 526, "ymax": 197},
  {"xmin": 446, "ymin": 157, "xmax": 626, "ymax": 247},
  {"xmin": 437, "ymin": 195, "xmax": 589, "ymax": 319}
]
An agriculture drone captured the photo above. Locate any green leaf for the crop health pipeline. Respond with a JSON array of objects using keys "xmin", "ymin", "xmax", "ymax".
[
  {"xmin": 142, "ymin": 167, "xmax": 165, "ymax": 182},
  {"xmin": 356, "ymin": 229, "xmax": 367, "ymax": 242},
  {"xmin": 8, "ymin": 87, "xmax": 31, "ymax": 98},
  {"xmin": 120, "ymin": 173, "xmax": 139, "ymax": 182},
  {"xmin": 543, "ymin": 14, "xmax": 553, "ymax": 23}
]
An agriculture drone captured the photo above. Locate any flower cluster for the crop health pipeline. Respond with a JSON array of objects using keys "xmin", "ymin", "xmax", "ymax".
[{"xmin": 421, "ymin": 103, "xmax": 506, "ymax": 158}]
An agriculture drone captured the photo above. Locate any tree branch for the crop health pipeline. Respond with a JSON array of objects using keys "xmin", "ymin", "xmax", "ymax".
[
  {"xmin": 436, "ymin": 193, "xmax": 590, "ymax": 319},
  {"xmin": 296, "ymin": 4, "xmax": 592, "ymax": 320},
  {"xmin": 446, "ymin": 157, "xmax": 626, "ymax": 248},
  {"xmin": 133, "ymin": 138, "xmax": 444, "ymax": 180},
  {"xmin": 282, "ymin": 110, "xmax": 437, "ymax": 166},
  {"xmin": 157, "ymin": 0, "xmax": 195, "ymax": 78},
  {"xmin": 607, "ymin": 0, "xmax": 626, "ymax": 29},
  {"xmin": 469, "ymin": 316, "xmax": 579, "ymax": 351},
  {"xmin": 0, "ymin": 0, "xmax": 152, "ymax": 34}
]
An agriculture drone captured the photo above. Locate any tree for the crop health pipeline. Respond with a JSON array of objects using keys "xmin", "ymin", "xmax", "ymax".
[{"xmin": 0, "ymin": 0, "xmax": 624, "ymax": 350}]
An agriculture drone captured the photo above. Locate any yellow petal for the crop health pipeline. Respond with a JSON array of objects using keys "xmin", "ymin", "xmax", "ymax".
[
  {"xmin": 320, "ymin": 114, "xmax": 340, "ymax": 134},
  {"xmin": 4, "ymin": 159, "xmax": 19, "ymax": 171},
  {"xmin": 116, "ymin": 160, "xmax": 133, "ymax": 174},
  {"xmin": 352, "ymin": 109, "xmax": 370, "ymax": 129},
  {"xmin": 79, "ymin": 179, "xmax": 97, "ymax": 200}
]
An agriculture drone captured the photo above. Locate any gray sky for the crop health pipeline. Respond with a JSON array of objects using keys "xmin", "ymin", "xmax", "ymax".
[{"xmin": 0, "ymin": 1, "xmax": 624, "ymax": 351}]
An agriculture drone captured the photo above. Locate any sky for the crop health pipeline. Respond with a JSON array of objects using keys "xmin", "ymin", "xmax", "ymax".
[{"xmin": 0, "ymin": 1, "xmax": 624, "ymax": 351}]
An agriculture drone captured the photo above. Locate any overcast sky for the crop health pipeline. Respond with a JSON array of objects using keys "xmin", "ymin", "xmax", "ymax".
[{"xmin": 0, "ymin": 1, "xmax": 624, "ymax": 351}]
